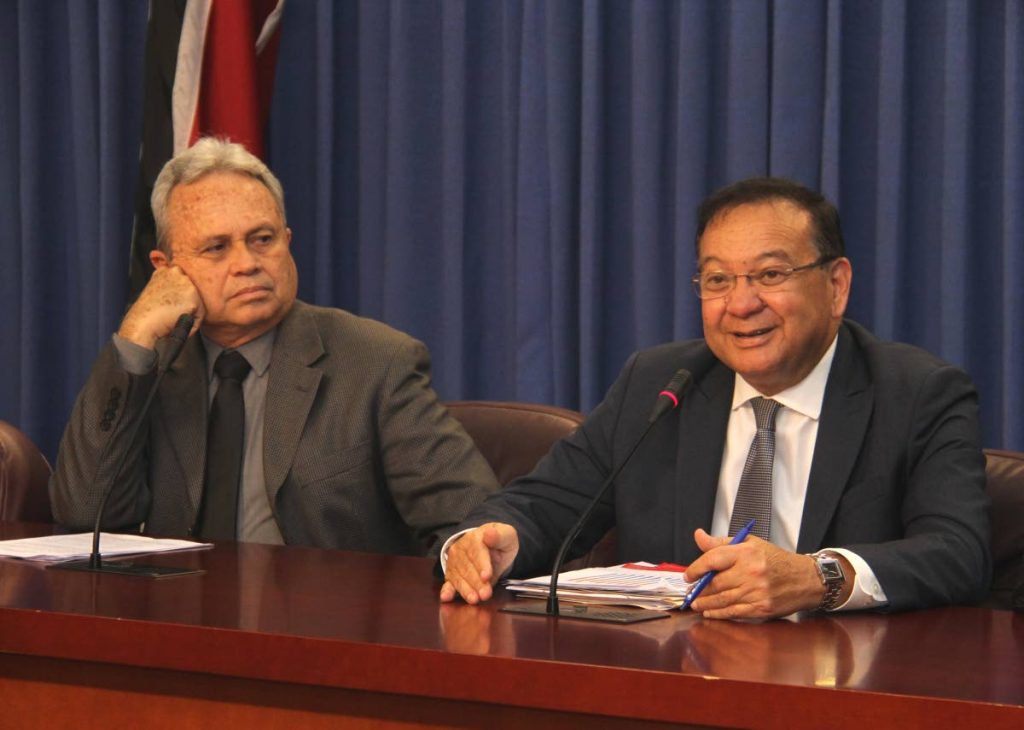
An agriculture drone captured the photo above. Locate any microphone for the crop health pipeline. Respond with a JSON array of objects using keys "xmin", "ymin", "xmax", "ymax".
[
  {"xmin": 162, "ymin": 311, "xmax": 195, "ymax": 360},
  {"xmin": 647, "ymin": 368, "xmax": 693, "ymax": 424},
  {"xmin": 56, "ymin": 313, "xmax": 203, "ymax": 578},
  {"xmin": 503, "ymin": 368, "xmax": 692, "ymax": 621}
]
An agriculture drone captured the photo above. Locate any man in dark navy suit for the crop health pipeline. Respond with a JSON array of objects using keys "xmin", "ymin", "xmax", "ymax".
[{"xmin": 440, "ymin": 177, "xmax": 990, "ymax": 619}]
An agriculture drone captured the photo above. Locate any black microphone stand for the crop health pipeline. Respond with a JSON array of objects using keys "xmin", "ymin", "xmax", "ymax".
[
  {"xmin": 55, "ymin": 314, "xmax": 205, "ymax": 578},
  {"xmin": 502, "ymin": 369, "xmax": 692, "ymax": 623}
]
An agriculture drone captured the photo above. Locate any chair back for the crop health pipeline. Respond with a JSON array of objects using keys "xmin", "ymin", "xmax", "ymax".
[
  {"xmin": 445, "ymin": 401, "xmax": 585, "ymax": 486},
  {"xmin": 0, "ymin": 420, "xmax": 54, "ymax": 522},
  {"xmin": 445, "ymin": 400, "xmax": 620, "ymax": 569},
  {"xmin": 984, "ymin": 448, "xmax": 1024, "ymax": 610}
]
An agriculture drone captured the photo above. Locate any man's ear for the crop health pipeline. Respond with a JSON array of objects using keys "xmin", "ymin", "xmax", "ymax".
[
  {"xmin": 829, "ymin": 257, "xmax": 853, "ymax": 318},
  {"xmin": 150, "ymin": 249, "xmax": 169, "ymax": 269}
]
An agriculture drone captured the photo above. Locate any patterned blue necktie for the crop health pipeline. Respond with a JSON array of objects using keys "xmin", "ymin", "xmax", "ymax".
[{"xmin": 728, "ymin": 397, "xmax": 781, "ymax": 541}]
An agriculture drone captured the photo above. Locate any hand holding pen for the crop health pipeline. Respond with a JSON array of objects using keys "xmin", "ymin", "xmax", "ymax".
[{"xmin": 681, "ymin": 519, "xmax": 756, "ymax": 611}]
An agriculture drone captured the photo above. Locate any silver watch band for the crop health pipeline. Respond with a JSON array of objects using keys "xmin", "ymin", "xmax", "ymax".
[{"xmin": 809, "ymin": 550, "xmax": 846, "ymax": 611}]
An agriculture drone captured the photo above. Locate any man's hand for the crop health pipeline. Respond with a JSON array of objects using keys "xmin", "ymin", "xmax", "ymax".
[
  {"xmin": 439, "ymin": 523, "xmax": 519, "ymax": 604},
  {"xmin": 118, "ymin": 265, "xmax": 204, "ymax": 349},
  {"xmin": 684, "ymin": 529, "xmax": 844, "ymax": 619}
]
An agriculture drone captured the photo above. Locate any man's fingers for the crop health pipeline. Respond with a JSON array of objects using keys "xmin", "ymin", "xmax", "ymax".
[
  {"xmin": 687, "ymin": 565, "xmax": 749, "ymax": 611},
  {"xmin": 688, "ymin": 541, "xmax": 821, "ymax": 619},
  {"xmin": 442, "ymin": 563, "xmax": 480, "ymax": 604},
  {"xmin": 446, "ymin": 567, "xmax": 493, "ymax": 605},
  {"xmin": 463, "ymin": 528, "xmax": 500, "ymax": 582},
  {"xmin": 686, "ymin": 530, "xmax": 765, "ymax": 581},
  {"xmin": 441, "ymin": 523, "xmax": 520, "ymax": 605},
  {"xmin": 686, "ymin": 545, "xmax": 740, "ymax": 582},
  {"xmin": 439, "ymin": 581, "xmax": 456, "ymax": 602},
  {"xmin": 119, "ymin": 265, "xmax": 205, "ymax": 348},
  {"xmin": 693, "ymin": 528, "xmax": 734, "ymax": 552},
  {"xmin": 444, "ymin": 558, "xmax": 485, "ymax": 604},
  {"xmin": 189, "ymin": 298, "xmax": 206, "ymax": 335},
  {"xmin": 444, "ymin": 529, "xmax": 499, "ymax": 603}
]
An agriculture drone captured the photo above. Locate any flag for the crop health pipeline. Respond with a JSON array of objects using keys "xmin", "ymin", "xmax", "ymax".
[{"xmin": 128, "ymin": 0, "xmax": 286, "ymax": 301}]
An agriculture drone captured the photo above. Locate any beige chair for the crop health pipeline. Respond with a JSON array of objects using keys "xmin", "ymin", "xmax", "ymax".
[
  {"xmin": 983, "ymin": 448, "xmax": 1024, "ymax": 610},
  {"xmin": 0, "ymin": 420, "xmax": 54, "ymax": 523}
]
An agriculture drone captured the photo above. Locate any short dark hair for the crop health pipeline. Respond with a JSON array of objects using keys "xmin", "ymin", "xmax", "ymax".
[{"xmin": 695, "ymin": 177, "xmax": 845, "ymax": 260}]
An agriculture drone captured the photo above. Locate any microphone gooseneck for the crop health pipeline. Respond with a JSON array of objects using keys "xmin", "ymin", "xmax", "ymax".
[
  {"xmin": 544, "ymin": 368, "xmax": 693, "ymax": 615},
  {"xmin": 85, "ymin": 313, "xmax": 195, "ymax": 567}
]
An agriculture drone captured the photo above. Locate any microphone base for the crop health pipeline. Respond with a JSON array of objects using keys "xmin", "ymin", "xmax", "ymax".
[
  {"xmin": 51, "ymin": 559, "xmax": 204, "ymax": 579},
  {"xmin": 501, "ymin": 600, "xmax": 670, "ymax": 624}
]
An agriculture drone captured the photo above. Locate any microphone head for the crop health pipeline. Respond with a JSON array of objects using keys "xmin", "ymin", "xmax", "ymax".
[
  {"xmin": 158, "ymin": 313, "xmax": 196, "ymax": 374},
  {"xmin": 648, "ymin": 368, "xmax": 693, "ymax": 423},
  {"xmin": 661, "ymin": 368, "xmax": 693, "ymax": 400},
  {"xmin": 168, "ymin": 313, "xmax": 196, "ymax": 344}
]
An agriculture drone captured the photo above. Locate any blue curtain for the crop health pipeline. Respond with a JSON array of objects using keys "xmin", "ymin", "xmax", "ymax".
[
  {"xmin": 0, "ymin": 1, "xmax": 148, "ymax": 461},
  {"xmin": 2, "ymin": 0, "xmax": 1021, "ymax": 461}
]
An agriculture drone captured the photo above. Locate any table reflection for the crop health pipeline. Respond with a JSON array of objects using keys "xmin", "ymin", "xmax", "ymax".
[{"xmin": 682, "ymin": 614, "xmax": 887, "ymax": 688}]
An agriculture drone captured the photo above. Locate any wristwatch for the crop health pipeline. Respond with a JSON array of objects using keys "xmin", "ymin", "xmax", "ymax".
[{"xmin": 809, "ymin": 550, "xmax": 846, "ymax": 611}]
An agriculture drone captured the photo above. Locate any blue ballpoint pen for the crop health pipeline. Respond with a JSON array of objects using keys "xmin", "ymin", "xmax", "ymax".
[{"xmin": 681, "ymin": 518, "xmax": 756, "ymax": 610}]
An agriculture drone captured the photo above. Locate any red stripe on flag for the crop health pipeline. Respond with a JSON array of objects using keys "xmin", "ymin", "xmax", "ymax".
[{"xmin": 189, "ymin": 0, "xmax": 283, "ymax": 159}]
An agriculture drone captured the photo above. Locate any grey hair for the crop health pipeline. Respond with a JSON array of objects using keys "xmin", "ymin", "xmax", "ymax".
[{"xmin": 150, "ymin": 137, "xmax": 287, "ymax": 254}]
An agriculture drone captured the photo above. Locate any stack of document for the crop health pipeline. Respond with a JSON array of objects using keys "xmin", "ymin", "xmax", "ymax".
[
  {"xmin": 0, "ymin": 533, "xmax": 210, "ymax": 563},
  {"xmin": 505, "ymin": 562, "xmax": 696, "ymax": 611}
]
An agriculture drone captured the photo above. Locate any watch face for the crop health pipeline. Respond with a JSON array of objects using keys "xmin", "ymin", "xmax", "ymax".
[{"xmin": 820, "ymin": 559, "xmax": 843, "ymax": 581}]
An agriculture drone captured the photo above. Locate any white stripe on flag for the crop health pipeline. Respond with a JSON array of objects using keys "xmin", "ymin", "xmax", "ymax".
[
  {"xmin": 256, "ymin": 0, "xmax": 287, "ymax": 54},
  {"xmin": 172, "ymin": 0, "xmax": 213, "ymax": 155}
]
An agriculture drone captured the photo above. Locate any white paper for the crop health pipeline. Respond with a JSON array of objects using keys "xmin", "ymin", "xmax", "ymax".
[
  {"xmin": 504, "ymin": 562, "xmax": 696, "ymax": 611},
  {"xmin": 0, "ymin": 532, "xmax": 211, "ymax": 562}
]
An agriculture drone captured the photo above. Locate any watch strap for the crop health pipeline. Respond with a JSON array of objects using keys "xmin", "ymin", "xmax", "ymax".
[{"xmin": 809, "ymin": 550, "xmax": 845, "ymax": 611}]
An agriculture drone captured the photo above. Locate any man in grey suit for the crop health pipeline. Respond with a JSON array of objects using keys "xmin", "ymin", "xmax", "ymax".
[
  {"xmin": 51, "ymin": 137, "xmax": 498, "ymax": 556},
  {"xmin": 441, "ymin": 177, "xmax": 990, "ymax": 617}
]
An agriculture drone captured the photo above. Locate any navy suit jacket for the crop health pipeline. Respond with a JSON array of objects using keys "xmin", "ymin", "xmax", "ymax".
[{"xmin": 463, "ymin": 320, "xmax": 990, "ymax": 610}]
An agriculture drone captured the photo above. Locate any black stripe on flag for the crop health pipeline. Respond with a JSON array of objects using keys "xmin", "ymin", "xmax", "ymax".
[{"xmin": 128, "ymin": 0, "xmax": 187, "ymax": 304}]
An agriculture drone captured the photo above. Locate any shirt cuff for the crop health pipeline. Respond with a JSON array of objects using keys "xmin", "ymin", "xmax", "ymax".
[
  {"xmin": 827, "ymin": 547, "xmax": 889, "ymax": 611},
  {"xmin": 112, "ymin": 334, "xmax": 158, "ymax": 375}
]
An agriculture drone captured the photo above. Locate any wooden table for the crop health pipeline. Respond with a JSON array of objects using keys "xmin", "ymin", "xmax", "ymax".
[{"xmin": 0, "ymin": 521, "xmax": 1021, "ymax": 729}]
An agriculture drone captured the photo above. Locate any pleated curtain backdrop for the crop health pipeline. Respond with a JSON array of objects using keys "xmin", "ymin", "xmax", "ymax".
[
  {"xmin": 0, "ymin": 1, "xmax": 148, "ymax": 460},
  {"xmin": 1, "ymin": 0, "xmax": 1021, "ymax": 460}
]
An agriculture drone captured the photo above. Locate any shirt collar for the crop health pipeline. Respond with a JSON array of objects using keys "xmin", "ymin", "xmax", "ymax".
[
  {"xmin": 730, "ymin": 334, "xmax": 839, "ymax": 420},
  {"xmin": 202, "ymin": 327, "xmax": 277, "ymax": 382}
]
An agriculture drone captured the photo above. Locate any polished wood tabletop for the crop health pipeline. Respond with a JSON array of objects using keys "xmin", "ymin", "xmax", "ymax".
[{"xmin": 0, "ymin": 521, "xmax": 1021, "ymax": 729}]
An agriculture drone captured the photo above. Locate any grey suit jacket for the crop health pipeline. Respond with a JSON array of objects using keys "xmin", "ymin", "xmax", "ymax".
[
  {"xmin": 50, "ymin": 301, "xmax": 499, "ymax": 556},
  {"xmin": 462, "ymin": 321, "xmax": 991, "ymax": 610}
]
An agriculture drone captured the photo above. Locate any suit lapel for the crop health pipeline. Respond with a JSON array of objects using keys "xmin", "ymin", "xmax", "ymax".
[
  {"xmin": 263, "ymin": 303, "xmax": 324, "ymax": 501},
  {"xmin": 159, "ymin": 337, "xmax": 209, "ymax": 516},
  {"xmin": 674, "ymin": 361, "xmax": 733, "ymax": 564},
  {"xmin": 797, "ymin": 324, "xmax": 874, "ymax": 553}
]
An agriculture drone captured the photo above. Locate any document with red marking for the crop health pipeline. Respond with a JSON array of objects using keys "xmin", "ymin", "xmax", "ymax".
[{"xmin": 504, "ymin": 562, "xmax": 696, "ymax": 611}]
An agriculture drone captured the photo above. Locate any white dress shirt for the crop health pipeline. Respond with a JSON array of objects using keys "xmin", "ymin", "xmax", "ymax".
[{"xmin": 711, "ymin": 335, "xmax": 886, "ymax": 611}]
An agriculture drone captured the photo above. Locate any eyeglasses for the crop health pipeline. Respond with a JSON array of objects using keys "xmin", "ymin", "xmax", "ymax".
[{"xmin": 690, "ymin": 256, "xmax": 836, "ymax": 299}]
